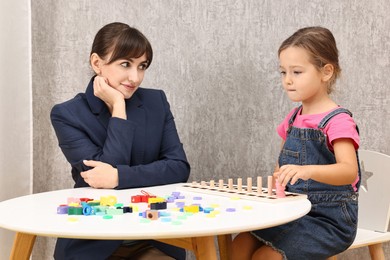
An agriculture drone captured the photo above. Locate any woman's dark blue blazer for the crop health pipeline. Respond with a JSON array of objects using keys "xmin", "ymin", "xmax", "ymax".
[{"xmin": 50, "ymin": 78, "xmax": 190, "ymax": 259}]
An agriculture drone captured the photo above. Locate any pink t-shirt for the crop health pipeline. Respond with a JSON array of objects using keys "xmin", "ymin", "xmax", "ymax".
[{"xmin": 277, "ymin": 107, "xmax": 360, "ymax": 190}]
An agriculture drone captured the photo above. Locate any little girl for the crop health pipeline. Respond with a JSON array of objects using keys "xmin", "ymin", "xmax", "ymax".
[{"xmin": 232, "ymin": 27, "xmax": 361, "ymax": 260}]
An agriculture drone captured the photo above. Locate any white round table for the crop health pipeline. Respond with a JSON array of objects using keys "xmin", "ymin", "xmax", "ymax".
[{"xmin": 0, "ymin": 183, "xmax": 311, "ymax": 260}]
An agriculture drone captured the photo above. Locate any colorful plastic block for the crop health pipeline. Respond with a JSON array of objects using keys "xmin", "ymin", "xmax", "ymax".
[
  {"xmin": 183, "ymin": 205, "xmax": 200, "ymax": 213},
  {"xmin": 145, "ymin": 210, "xmax": 159, "ymax": 220},
  {"xmin": 106, "ymin": 207, "xmax": 124, "ymax": 215},
  {"xmin": 100, "ymin": 196, "xmax": 117, "ymax": 206},
  {"xmin": 150, "ymin": 202, "xmax": 167, "ymax": 210},
  {"xmin": 68, "ymin": 207, "xmax": 83, "ymax": 215}
]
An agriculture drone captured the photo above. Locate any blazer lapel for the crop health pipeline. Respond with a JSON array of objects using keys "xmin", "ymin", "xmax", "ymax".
[
  {"xmin": 85, "ymin": 79, "xmax": 111, "ymax": 130},
  {"xmin": 126, "ymin": 92, "xmax": 146, "ymax": 164}
]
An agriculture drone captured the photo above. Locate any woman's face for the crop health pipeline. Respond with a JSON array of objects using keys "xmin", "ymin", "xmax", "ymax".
[{"xmin": 99, "ymin": 53, "xmax": 149, "ymax": 99}]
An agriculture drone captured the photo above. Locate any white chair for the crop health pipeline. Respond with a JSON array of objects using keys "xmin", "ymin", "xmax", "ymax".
[{"xmin": 329, "ymin": 149, "xmax": 390, "ymax": 260}]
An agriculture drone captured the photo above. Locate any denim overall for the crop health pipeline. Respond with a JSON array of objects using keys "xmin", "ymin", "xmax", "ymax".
[{"xmin": 251, "ymin": 106, "xmax": 360, "ymax": 260}]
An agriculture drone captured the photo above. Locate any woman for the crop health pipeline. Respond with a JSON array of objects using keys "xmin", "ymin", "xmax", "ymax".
[{"xmin": 51, "ymin": 22, "xmax": 190, "ymax": 260}]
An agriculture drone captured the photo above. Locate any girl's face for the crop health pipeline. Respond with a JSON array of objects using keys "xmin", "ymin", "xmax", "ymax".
[
  {"xmin": 279, "ymin": 47, "xmax": 328, "ymax": 105},
  {"xmin": 99, "ymin": 53, "xmax": 149, "ymax": 99}
]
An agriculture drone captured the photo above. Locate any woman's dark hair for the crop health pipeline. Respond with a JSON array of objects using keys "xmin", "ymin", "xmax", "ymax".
[
  {"xmin": 90, "ymin": 22, "xmax": 153, "ymax": 68},
  {"xmin": 278, "ymin": 26, "xmax": 340, "ymax": 93}
]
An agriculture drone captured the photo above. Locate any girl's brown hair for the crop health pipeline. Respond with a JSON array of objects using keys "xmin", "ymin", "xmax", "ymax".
[
  {"xmin": 278, "ymin": 26, "xmax": 340, "ymax": 93},
  {"xmin": 90, "ymin": 22, "xmax": 153, "ymax": 68}
]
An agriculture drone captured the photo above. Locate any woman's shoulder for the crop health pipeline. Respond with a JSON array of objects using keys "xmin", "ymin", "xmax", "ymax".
[
  {"xmin": 136, "ymin": 87, "xmax": 164, "ymax": 96},
  {"xmin": 51, "ymin": 93, "xmax": 88, "ymax": 116},
  {"xmin": 136, "ymin": 88, "xmax": 167, "ymax": 102},
  {"xmin": 56, "ymin": 93, "xmax": 86, "ymax": 106}
]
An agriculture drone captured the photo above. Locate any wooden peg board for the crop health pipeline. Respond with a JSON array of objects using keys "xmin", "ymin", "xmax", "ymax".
[{"xmin": 178, "ymin": 182, "xmax": 307, "ymax": 203}]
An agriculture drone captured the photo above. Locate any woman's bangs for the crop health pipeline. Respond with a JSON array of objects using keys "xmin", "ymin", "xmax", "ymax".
[{"xmin": 109, "ymin": 31, "xmax": 151, "ymax": 64}]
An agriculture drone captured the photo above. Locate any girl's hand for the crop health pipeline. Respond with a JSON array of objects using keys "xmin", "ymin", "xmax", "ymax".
[
  {"xmin": 80, "ymin": 160, "xmax": 119, "ymax": 189},
  {"xmin": 93, "ymin": 76, "xmax": 125, "ymax": 111},
  {"xmin": 274, "ymin": 164, "xmax": 311, "ymax": 187}
]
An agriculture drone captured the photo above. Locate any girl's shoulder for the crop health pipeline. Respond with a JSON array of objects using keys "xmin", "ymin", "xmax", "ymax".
[
  {"xmin": 323, "ymin": 108, "xmax": 360, "ymax": 149},
  {"xmin": 295, "ymin": 106, "xmax": 356, "ymax": 128},
  {"xmin": 323, "ymin": 106, "xmax": 357, "ymax": 129}
]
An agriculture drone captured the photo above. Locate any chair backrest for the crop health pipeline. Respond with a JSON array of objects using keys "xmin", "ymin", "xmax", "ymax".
[{"xmin": 357, "ymin": 149, "xmax": 390, "ymax": 232}]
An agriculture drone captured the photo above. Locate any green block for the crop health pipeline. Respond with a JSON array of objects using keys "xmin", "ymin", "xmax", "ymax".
[{"xmin": 106, "ymin": 208, "xmax": 124, "ymax": 215}]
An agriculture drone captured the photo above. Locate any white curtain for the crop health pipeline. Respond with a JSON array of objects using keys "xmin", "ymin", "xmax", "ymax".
[{"xmin": 0, "ymin": 0, "xmax": 32, "ymax": 259}]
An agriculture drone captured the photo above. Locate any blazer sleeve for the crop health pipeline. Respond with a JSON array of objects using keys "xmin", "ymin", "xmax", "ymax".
[
  {"xmin": 51, "ymin": 103, "xmax": 137, "ymax": 187},
  {"xmin": 116, "ymin": 90, "xmax": 190, "ymax": 189}
]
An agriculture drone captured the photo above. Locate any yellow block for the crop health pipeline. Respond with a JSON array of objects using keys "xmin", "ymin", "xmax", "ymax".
[
  {"xmin": 148, "ymin": 197, "xmax": 166, "ymax": 204},
  {"xmin": 183, "ymin": 205, "xmax": 200, "ymax": 213},
  {"xmin": 100, "ymin": 196, "xmax": 117, "ymax": 206}
]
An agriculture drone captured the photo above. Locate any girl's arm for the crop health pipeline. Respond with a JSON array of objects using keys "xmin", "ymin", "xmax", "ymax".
[{"xmin": 275, "ymin": 138, "xmax": 358, "ymax": 186}]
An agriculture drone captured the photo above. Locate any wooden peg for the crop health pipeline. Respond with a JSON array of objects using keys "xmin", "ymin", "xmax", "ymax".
[
  {"xmin": 247, "ymin": 177, "xmax": 252, "ymax": 192},
  {"xmin": 257, "ymin": 176, "xmax": 262, "ymax": 194},
  {"xmin": 237, "ymin": 178, "xmax": 242, "ymax": 191},
  {"xmin": 228, "ymin": 178, "xmax": 233, "ymax": 190},
  {"xmin": 267, "ymin": 176, "xmax": 273, "ymax": 196}
]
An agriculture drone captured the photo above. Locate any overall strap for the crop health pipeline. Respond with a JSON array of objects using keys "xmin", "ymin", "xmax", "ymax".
[
  {"xmin": 318, "ymin": 107, "xmax": 353, "ymax": 130},
  {"xmin": 287, "ymin": 105, "xmax": 302, "ymax": 133}
]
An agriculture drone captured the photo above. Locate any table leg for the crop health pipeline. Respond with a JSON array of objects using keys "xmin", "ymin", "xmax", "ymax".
[
  {"xmin": 368, "ymin": 243, "xmax": 385, "ymax": 260},
  {"xmin": 190, "ymin": 236, "xmax": 217, "ymax": 260},
  {"xmin": 10, "ymin": 232, "xmax": 36, "ymax": 260},
  {"xmin": 217, "ymin": 234, "xmax": 232, "ymax": 260},
  {"xmin": 157, "ymin": 236, "xmax": 217, "ymax": 260}
]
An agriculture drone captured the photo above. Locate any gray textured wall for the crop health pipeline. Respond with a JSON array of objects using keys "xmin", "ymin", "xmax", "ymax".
[{"xmin": 32, "ymin": 0, "xmax": 390, "ymax": 259}]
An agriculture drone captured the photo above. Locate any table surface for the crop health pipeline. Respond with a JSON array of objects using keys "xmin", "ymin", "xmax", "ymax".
[{"xmin": 0, "ymin": 183, "xmax": 311, "ymax": 240}]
